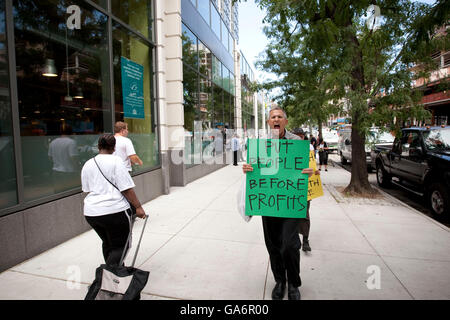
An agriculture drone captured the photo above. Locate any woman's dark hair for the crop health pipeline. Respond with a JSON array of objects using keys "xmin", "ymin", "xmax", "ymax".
[
  {"xmin": 98, "ymin": 133, "xmax": 116, "ymax": 152},
  {"xmin": 319, "ymin": 138, "xmax": 324, "ymax": 144}
]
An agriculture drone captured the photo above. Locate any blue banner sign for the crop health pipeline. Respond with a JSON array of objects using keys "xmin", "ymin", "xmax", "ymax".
[{"xmin": 121, "ymin": 57, "xmax": 144, "ymax": 119}]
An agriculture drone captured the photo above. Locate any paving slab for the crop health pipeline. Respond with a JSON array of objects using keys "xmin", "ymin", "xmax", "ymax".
[
  {"xmin": 264, "ymin": 250, "xmax": 412, "ymax": 300},
  {"xmin": 139, "ymin": 236, "xmax": 269, "ymax": 300}
]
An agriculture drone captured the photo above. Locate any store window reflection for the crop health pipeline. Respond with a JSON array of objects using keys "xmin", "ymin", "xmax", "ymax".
[
  {"xmin": 14, "ymin": 0, "xmax": 111, "ymax": 201},
  {"xmin": 0, "ymin": 0, "xmax": 17, "ymax": 209},
  {"xmin": 112, "ymin": 23, "xmax": 159, "ymax": 173},
  {"xmin": 111, "ymin": 0, "xmax": 152, "ymax": 40}
]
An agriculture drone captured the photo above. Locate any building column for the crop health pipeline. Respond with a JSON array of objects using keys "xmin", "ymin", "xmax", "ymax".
[
  {"xmin": 157, "ymin": 0, "xmax": 186, "ymax": 187},
  {"xmin": 234, "ymin": 44, "xmax": 242, "ymax": 130}
]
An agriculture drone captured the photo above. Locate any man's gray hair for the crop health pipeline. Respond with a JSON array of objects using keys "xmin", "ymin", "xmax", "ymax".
[{"xmin": 269, "ymin": 106, "xmax": 287, "ymax": 119}]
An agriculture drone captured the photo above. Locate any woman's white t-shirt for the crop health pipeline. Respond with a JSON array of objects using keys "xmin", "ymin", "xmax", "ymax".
[{"xmin": 81, "ymin": 154, "xmax": 135, "ymax": 217}]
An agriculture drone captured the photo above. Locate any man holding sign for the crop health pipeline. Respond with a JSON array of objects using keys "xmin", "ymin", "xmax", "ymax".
[{"xmin": 242, "ymin": 107, "xmax": 314, "ymax": 300}]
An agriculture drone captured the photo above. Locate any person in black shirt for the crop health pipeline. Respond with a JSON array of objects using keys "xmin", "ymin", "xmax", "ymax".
[{"xmin": 317, "ymin": 137, "xmax": 329, "ymax": 171}]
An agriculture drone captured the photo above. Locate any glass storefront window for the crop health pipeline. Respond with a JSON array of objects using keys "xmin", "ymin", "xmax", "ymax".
[
  {"xmin": 111, "ymin": 0, "xmax": 152, "ymax": 40},
  {"xmin": 223, "ymin": 91, "xmax": 231, "ymax": 129},
  {"xmin": 0, "ymin": 0, "xmax": 17, "ymax": 209},
  {"xmin": 198, "ymin": 0, "xmax": 210, "ymax": 26},
  {"xmin": 182, "ymin": 24, "xmax": 198, "ymax": 70},
  {"xmin": 212, "ymin": 55, "xmax": 221, "ymax": 86},
  {"xmin": 198, "ymin": 41, "xmax": 211, "ymax": 79},
  {"xmin": 183, "ymin": 63, "xmax": 198, "ymax": 167},
  {"xmin": 222, "ymin": 67, "xmax": 229, "ymax": 93},
  {"xmin": 212, "ymin": 85, "xmax": 224, "ymax": 154},
  {"xmin": 211, "ymin": 3, "xmax": 220, "ymax": 40},
  {"xmin": 199, "ymin": 77, "xmax": 214, "ymax": 162},
  {"xmin": 91, "ymin": 0, "xmax": 107, "ymax": 8},
  {"xmin": 14, "ymin": 0, "xmax": 111, "ymax": 201},
  {"xmin": 112, "ymin": 23, "xmax": 159, "ymax": 173}
]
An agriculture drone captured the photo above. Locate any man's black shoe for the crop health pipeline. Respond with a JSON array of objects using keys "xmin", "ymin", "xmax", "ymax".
[
  {"xmin": 271, "ymin": 282, "xmax": 286, "ymax": 300},
  {"xmin": 288, "ymin": 284, "xmax": 301, "ymax": 300},
  {"xmin": 302, "ymin": 240, "xmax": 311, "ymax": 252}
]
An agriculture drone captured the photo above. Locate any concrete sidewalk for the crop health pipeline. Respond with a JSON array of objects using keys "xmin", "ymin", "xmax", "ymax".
[{"xmin": 0, "ymin": 161, "xmax": 449, "ymax": 300}]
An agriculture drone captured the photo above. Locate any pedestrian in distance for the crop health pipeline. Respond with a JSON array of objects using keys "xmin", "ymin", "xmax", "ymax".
[
  {"xmin": 310, "ymin": 134, "xmax": 318, "ymax": 160},
  {"xmin": 231, "ymin": 133, "xmax": 240, "ymax": 166},
  {"xmin": 81, "ymin": 133, "xmax": 146, "ymax": 266},
  {"xmin": 242, "ymin": 108, "xmax": 315, "ymax": 300},
  {"xmin": 113, "ymin": 121, "xmax": 143, "ymax": 172},
  {"xmin": 317, "ymin": 137, "xmax": 329, "ymax": 171}
]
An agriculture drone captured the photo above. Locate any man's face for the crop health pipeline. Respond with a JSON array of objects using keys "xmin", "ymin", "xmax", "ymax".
[
  {"xmin": 267, "ymin": 110, "xmax": 288, "ymax": 138},
  {"xmin": 121, "ymin": 126, "xmax": 129, "ymax": 137}
]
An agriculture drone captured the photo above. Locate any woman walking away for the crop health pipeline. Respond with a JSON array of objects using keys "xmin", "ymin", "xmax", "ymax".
[
  {"xmin": 318, "ymin": 137, "xmax": 329, "ymax": 171},
  {"xmin": 81, "ymin": 133, "xmax": 146, "ymax": 266}
]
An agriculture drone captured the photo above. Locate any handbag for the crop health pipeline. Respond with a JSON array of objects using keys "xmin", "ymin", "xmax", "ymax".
[
  {"xmin": 85, "ymin": 214, "xmax": 150, "ymax": 300},
  {"xmin": 237, "ymin": 176, "xmax": 252, "ymax": 222},
  {"xmin": 93, "ymin": 157, "xmax": 136, "ymax": 216}
]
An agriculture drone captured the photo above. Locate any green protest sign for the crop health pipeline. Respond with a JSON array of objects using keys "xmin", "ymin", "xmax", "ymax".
[{"xmin": 245, "ymin": 139, "xmax": 310, "ymax": 218}]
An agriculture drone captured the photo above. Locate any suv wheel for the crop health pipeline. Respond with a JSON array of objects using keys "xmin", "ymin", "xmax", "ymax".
[
  {"xmin": 340, "ymin": 152, "xmax": 347, "ymax": 165},
  {"xmin": 376, "ymin": 162, "xmax": 391, "ymax": 188},
  {"xmin": 428, "ymin": 183, "xmax": 449, "ymax": 220}
]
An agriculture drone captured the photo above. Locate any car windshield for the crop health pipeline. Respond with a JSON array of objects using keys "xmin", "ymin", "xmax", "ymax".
[
  {"xmin": 367, "ymin": 131, "xmax": 394, "ymax": 143},
  {"xmin": 377, "ymin": 132, "xmax": 395, "ymax": 143},
  {"xmin": 322, "ymin": 131, "xmax": 338, "ymax": 141},
  {"xmin": 423, "ymin": 128, "xmax": 450, "ymax": 152}
]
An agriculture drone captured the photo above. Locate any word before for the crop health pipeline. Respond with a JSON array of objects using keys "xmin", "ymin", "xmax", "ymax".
[{"xmin": 248, "ymin": 178, "xmax": 306, "ymax": 191}]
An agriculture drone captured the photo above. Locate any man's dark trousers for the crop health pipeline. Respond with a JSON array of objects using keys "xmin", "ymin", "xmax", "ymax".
[
  {"xmin": 298, "ymin": 201, "xmax": 310, "ymax": 238},
  {"xmin": 262, "ymin": 216, "xmax": 302, "ymax": 287},
  {"xmin": 233, "ymin": 150, "xmax": 238, "ymax": 166}
]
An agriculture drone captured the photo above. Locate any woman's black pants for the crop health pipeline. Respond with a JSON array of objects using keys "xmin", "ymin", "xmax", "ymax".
[{"xmin": 85, "ymin": 210, "xmax": 132, "ymax": 266}]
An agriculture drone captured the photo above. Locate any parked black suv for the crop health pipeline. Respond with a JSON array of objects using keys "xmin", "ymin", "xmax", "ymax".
[{"xmin": 375, "ymin": 126, "xmax": 450, "ymax": 220}]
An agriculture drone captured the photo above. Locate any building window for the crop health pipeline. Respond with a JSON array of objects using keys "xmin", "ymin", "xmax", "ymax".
[
  {"xmin": 198, "ymin": 41, "xmax": 211, "ymax": 78},
  {"xmin": 211, "ymin": 3, "xmax": 221, "ymax": 40},
  {"xmin": 14, "ymin": 0, "xmax": 111, "ymax": 201},
  {"xmin": 91, "ymin": 0, "xmax": 107, "ymax": 8},
  {"xmin": 111, "ymin": 0, "xmax": 152, "ymax": 40},
  {"xmin": 198, "ymin": 0, "xmax": 210, "ymax": 26},
  {"xmin": 182, "ymin": 24, "xmax": 198, "ymax": 70},
  {"xmin": 212, "ymin": 55, "xmax": 222, "ymax": 86},
  {"xmin": 0, "ymin": 0, "xmax": 17, "ymax": 209},
  {"xmin": 221, "ymin": 20, "xmax": 228, "ymax": 51},
  {"xmin": 112, "ymin": 23, "xmax": 159, "ymax": 173}
]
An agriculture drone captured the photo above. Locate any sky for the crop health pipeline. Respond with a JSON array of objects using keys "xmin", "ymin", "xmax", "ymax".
[
  {"xmin": 237, "ymin": 0, "xmax": 437, "ymax": 100},
  {"xmin": 237, "ymin": 0, "xmax": 267, "ymax": 80}
]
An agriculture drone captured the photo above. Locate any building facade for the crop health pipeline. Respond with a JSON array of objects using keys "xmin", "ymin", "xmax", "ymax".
[{"xmin": 0, "ymin": 0, "xmax": 264, "ymax": 272}]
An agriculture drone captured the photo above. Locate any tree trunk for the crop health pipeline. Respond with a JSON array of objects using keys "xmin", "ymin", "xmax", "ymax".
[
  {"xmin": 318, "ymin": 118, "xmax": 323, "ymax": 139},
  {"xmin": 343, "ymin": 32, "xmax": 376, "ymax": 196},
  {"xmin": 344, "ymin": 114, "xmax": 376, "ymax": 196}
]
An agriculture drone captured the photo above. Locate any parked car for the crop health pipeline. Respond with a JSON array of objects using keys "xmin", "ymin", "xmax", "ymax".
[
  {"xmin": 375, "ymin": 126, "xmax": 450, "ymax": 219},
  {"xmin": 338, "ymin": 128, "xmax": 394, "ymax": 172},
  {"xmin": 369, "ymin": 131, "xmax": 396, "ymax": 170},
  {"xmin": 321, "ymin": 129, "xmax": 339, "ymax": 153},
  {"xmin": 338, "ymin": 128, "xmax": 373, "ymax": 170}
]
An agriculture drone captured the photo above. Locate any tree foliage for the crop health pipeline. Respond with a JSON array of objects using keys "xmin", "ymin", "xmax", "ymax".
[{"xmin": 235, "ymin": 0, "xmax": 449, "ymax": 194}]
